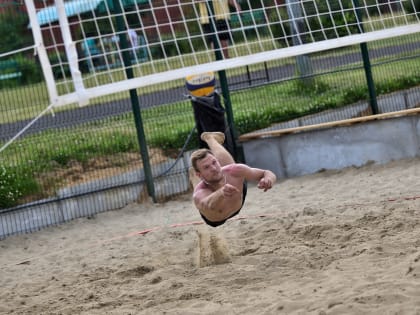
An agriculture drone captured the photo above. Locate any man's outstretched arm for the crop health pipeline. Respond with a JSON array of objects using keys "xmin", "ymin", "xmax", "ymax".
[{"xmin": 230, "ymin": 164, "xmax": 277, "ymax": 191}]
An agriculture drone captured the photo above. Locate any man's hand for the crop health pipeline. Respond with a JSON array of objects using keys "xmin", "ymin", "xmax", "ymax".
[
  {"xmin": 222, "ymin": 183, "xmax": 240, "ymax": 197},
  {"xmin": 257, "ymin": 171, "xmax": 275, "ymax": 192}
]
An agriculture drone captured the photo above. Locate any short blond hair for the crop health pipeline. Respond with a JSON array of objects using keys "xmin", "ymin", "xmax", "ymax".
[{"xmin": 190, "ymin": 148, "xmax": 213, "ymax": 172}]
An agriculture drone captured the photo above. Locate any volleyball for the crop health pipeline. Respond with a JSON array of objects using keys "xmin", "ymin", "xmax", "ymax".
[{"xmin": 186, "ymin": 72, "xmax": 215, "ymax": 97}]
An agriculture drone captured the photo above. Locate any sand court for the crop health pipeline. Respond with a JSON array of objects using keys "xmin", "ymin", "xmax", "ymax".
[{"xmin": 2, "ymin": 158, "xmax": 420, "ymax": 314}]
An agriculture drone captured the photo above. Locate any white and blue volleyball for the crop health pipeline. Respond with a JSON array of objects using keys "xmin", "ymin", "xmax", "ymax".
[{"xmin": 186, "ymin": 72, "xmax": 215, "ymax": 97}]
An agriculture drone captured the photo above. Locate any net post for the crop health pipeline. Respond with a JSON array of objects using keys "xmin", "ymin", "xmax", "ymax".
[
  {"xmin": 286, "ymin": 0, "xmax": 314, "ymax": 86},
  {"xmin": 24, "ymin": 0, "xmax": 59, "ymax": 106},
  {"xmin": 113, "ymin": 0, "xmax": 156, "ymax": 202},
  {"xmin": 55, "ymin": 0, "xmax": 88, "ymax": 106}
]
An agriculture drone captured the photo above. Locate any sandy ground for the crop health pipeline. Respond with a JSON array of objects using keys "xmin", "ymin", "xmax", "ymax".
[{"xmin": 2, "ymin": 158, "xmax": 420, "ymax": 314}]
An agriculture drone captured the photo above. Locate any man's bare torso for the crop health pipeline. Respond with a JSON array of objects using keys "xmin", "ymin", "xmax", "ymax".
[{"xmin": 194, "ymin": 164, "xmax": 245, "ymax": 222}]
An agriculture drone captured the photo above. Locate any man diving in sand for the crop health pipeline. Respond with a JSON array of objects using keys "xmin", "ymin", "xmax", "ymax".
[{"xmin": 190, "ymin": 132, "xmax": 277, "ymax": 227}]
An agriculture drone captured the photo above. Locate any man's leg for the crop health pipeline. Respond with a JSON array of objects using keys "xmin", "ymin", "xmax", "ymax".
[
  {"xmin": 190, "ymin": 131, "xmax": 235, "ymax": 190},
  {"xmin": 201, "ymin": 132, "xmax": 235, "ymax": 166}
]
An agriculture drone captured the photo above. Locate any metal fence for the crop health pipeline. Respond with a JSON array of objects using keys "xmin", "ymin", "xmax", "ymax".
[{"xmin": 1, "ymin": 2, "xmax": 420, "ymax": 238}]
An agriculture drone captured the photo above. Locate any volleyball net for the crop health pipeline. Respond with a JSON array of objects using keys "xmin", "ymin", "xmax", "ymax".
[{"xmin": 25, "ymin": 0, "xmax": 420, "ymax": 107}]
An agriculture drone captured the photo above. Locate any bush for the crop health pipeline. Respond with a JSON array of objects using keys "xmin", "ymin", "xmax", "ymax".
[
  {"xmin": 18, "ymin": 57, "xmax": 44, "ymax": 85},
  {"xmin": 269, "ymin": 0, "xmax": 360, "ymax": 45},
  {"xmin": 404, "ymin": 0, "xmax": 420, "ymax": 17},
  {"xmin": 0, "ymin": 9, "xmax": 32, "ymax": 55},
  {"xmin": 304, "ymin": 0, "xmax": 359, "ymax": 41},
  {"xmin": 0, "ymin": 165, "xmax": 40, "ymax": 209},
  {"xmin": 0, "ymin": 57, "xmax": 43, "ymax": 89}
]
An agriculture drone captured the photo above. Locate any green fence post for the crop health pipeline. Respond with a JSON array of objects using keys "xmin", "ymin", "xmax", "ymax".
[
  {"xmin": 206, "ymin": 1, "xmax": 242, "ymax": 162},
  {"xmin": 353, "ymin": 0, "xmax": 379, "ymax": 115},
  {"xmin": 360, "ymin": 43, "xmax": 379, "ymax": 114},
  {"xmin": 112, "ymin": 0, "xmax": 156, "ymax": 202}
]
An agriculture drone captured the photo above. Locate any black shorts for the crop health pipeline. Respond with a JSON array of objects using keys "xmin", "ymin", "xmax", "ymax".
[
  {"xmin": 202, "ymin": 20, "xmax": 231, "ymax": 43},
  {"xmin": 200, "ymin": 181, "xmax": 248, "ymax": 227}
]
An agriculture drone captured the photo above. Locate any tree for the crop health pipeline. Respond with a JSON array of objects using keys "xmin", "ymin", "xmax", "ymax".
[{"xmin": 0, "ymin": 9, "xmax": 33, "ymax": 55}]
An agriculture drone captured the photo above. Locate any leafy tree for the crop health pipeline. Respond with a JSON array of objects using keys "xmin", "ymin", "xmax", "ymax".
[
  {"xmin": 404, "ymin": 0, "xmax": 420, "ymax": 17},
  {"xmin": 0, "ymin": 8, "xmax": 33, "ymax": 54}
]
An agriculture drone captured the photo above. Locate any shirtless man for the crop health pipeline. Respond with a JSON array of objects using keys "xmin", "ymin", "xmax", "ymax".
[{"xmin": 190, "ymin": 132, "xmax": 277, "ymax": 227}]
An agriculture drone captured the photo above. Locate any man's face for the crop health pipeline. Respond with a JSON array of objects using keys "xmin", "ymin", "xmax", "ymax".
[{"xmin": 196, "ymin": 153, "xmax": 223, "ymax": 184}]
